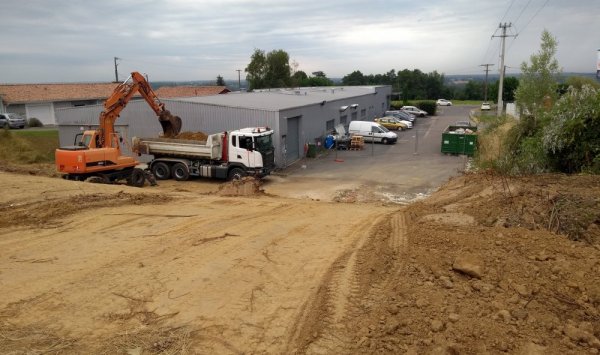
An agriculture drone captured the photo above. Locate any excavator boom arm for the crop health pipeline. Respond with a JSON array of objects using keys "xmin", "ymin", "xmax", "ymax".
[{"xmin": 99, "ymin": 72, "xmax": 181, "ymax": 147}]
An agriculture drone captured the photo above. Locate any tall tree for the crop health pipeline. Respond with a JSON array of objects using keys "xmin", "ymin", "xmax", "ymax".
[
  {"xmin": 265, "ymin": 49, "xmax": 292, "ymax": 88},
  {"xmin": 216, "ymin": 75, "xmax": 225, "ymax": 86},
  {"xmin": 464, "ymin": 81, "xmax": 484, "ymax": 100},
  {"xmin": 514, "ymin": 30, "xmax": 561, "ymax": 116},
  {"xmin": 245, "ymin": 49, "xmax": 292, "ymax": 90},
  {"xmin": 489, "ymin": 77, "xmax": 519, "ymax": 102},
  {"xmin": 245, "ymin": 49, "xmax": 267, "ymax": 90},
  {"xmin": 303, "ymin": 76, "xmax": 333, "ymax": 87},
  {"xmin": 342, "ymin": 70, "xmax": 366, "ymax": 85}
]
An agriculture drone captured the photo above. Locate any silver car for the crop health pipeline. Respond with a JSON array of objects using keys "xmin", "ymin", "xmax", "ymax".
[
  {"xmin": 0, "ymin": 113, "xmax": 26, "ymax": 129},
  {"xmin": 385, "ymin": 110, "xmax": 415, "ymax": 122},
  {"xmin": 401, "ymin": 106, "xmax": 428, "ymax": 117}
]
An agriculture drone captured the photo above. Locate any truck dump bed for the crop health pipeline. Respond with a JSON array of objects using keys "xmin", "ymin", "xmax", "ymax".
[{"xmin": 133, "ymin": 133, "xmax": 223, "ymax": 160}]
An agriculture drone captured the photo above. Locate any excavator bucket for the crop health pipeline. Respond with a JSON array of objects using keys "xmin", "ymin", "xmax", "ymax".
[{"xmin": 159, "ymin": 110, "xmax": 182, "ymax": 138}]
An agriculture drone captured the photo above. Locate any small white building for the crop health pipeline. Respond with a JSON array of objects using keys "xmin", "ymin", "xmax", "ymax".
[
  {"xmin": 0, "ymin": 83, "xmax": 124, "ymax": 125},
  {"xmin": 0, "ymin": 83, "xmax": 230, "ymax": 125}
]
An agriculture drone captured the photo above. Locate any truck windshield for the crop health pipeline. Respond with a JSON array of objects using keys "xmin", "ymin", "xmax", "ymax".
[{"xmin": 255, "ymin": 134, "xmax": 273, "ymax": 152}]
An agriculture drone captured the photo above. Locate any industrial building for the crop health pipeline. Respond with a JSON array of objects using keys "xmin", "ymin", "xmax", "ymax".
[{"xmin": 56, "ymin": 85, "xmax": 392, "ymax": 168}]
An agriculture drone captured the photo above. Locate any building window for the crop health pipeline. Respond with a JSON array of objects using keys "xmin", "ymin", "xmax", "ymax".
[
  {"xmin": 326, "ymin": 119, "xmax": 335, "ymax": 131},
  {"xmin": 361, "ymin": 108, "xmax": 366, "ymax": 118},
  {"xmin": 351, "ymin": 112, "xmax": 357, "ymax": 121},
  {"xmin": 339, "ymin": 115, "xmax": 347, "ymax": 125}
]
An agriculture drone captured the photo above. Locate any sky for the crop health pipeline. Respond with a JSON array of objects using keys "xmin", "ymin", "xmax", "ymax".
[{"xmin": 1, "ymin": 0, "xmax": 599, "ymax": 83}]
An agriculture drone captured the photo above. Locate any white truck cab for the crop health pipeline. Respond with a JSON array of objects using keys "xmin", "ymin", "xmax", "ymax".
[{"xmin": 228, "ymin": 127, "xmax": 273, "ymax": 171}]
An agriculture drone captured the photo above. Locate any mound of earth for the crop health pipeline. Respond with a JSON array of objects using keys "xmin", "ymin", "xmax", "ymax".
[
  {"xmin": 289, "ymin": 172, "xmax": 600, "ymax": 354},
  {"xmin": 173, "ymin": 131, "xmax": 208, "ymax": 141},
  {"xmin": 0, "ymin": 162, "xmax": 58, "ymax": 177},
  {"xmin": 0, "ymin": 190, "xmax": 172, "ymax": 229},
  {"xmin": 1, "ymin": 170, "xmax": 600, "ymax": 354},
  {"xmin": 217, "ymin": 177, "xmax": 264, "ymax": 196}
]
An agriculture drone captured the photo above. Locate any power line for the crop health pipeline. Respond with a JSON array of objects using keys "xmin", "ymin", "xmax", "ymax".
[
  {"xmin": 513, "ymin": 0, "xmax": 533, "ymax": 26},
  {"xmin": 505, "ymin": 0, "xmax": 550, "ymax": 55},
  {"xmin": 518, "ymin": 0, "xmax": 550, "ymax": 35},
  {"xmin": 481, "ymin": 31, "xmax": 499, "ymax": 65},
  {"xmin": 499, "ymin": 0, "xmax": 517, "ymax": 23}
]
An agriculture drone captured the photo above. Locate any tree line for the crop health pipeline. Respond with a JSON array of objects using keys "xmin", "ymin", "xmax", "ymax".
[{"xmin": 243, "ymin": 48, "xmax": 523, "ymax": 101}]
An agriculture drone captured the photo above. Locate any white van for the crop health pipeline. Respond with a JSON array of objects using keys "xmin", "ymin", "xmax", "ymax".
[{"xmin": 348, "ymin": 121, "xmax": 397, "ymax": 144}]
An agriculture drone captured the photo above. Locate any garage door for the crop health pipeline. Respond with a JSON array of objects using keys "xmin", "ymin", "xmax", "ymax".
[
  {"xmin": 26, "ymin": 103, "xmax": 55, "ymax": 125},
  {"xmin": 286, "ymin": 116, "xmax": 300, "ymax": 164}
]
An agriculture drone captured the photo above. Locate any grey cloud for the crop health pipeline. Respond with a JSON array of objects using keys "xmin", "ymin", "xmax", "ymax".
[{"xmin": 1, "ymin": 0, "xmax": 598, "ymax": 83}]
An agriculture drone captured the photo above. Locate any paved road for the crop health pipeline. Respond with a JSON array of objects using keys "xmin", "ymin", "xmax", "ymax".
[{"xmin": 264, "ymin": 106, "xmax": 476, "ymax": 202}]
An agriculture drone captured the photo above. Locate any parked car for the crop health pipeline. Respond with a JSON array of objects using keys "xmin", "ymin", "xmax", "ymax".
[
  {"xmin": 0, "ymin": 113, "xmax": 26, "ymax": 129},
  {"xmin": 401, "ymin": 106, "xmax": 428, "ymax": 117},
  {"xmin": 388, "ymin": 116, "xmax": 412, "ymax": 129},
  {"xmin": 481, "ymin": 102, "xmax": 491, "ymax": 111},
  {"xmin": 348, "ymin": 121, "xmax": 397, "ymax": 144},
  {"xmin": 375, "ymin": 117, "xmax": 409, "ymax": 130},
  {"xmin": 385, "ymin": 110, "xmax": 415, "ymax": 122},
  {"xmin": 436, "ymin": 99, "xmax": 453, "ymax": 106}
]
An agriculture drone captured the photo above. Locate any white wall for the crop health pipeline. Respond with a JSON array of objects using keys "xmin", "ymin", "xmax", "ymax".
[{"xmin": 25, "ymin": 102, "xmax": 56, "ymax": 125}]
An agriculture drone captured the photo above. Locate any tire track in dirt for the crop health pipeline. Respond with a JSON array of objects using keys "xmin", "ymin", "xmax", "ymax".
[{"xmin": 287, "ymin": 209, "xmax": 409, "ymax": 354}]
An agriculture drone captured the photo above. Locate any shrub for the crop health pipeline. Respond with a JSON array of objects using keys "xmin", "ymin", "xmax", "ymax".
[
  {"xmin": 27, "ymin": 117, "xmax": 44, "ymax": 127},
  {"xmin": 390, "ymin": 101, "xmax": 403, "ymax": 110},
  {"xmin": 416, "ymin": 101, "xmax": 437, "ymax": 116},
  {"xmin": 541, "ymin": 85, "xmax": 600, "ymax": 173}
]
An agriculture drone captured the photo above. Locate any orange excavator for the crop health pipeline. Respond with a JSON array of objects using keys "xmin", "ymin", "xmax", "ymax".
[{"xmin": 55, "ymin": 72, "xmax": 182, "ymax": 186}]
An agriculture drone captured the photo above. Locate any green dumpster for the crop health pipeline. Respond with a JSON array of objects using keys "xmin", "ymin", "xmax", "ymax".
[{"xmin": 441, "ymin": 125, "xmax": 478, "ymax": 156}]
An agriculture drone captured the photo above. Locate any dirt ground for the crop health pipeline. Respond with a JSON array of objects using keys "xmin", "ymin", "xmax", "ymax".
[{"xmin": 1, "ymin": 167, "xmax": 600, "ymax": 354}]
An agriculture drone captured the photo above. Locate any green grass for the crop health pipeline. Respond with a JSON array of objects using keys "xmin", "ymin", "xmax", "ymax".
[
  {"xmin": 0, "ymin": 128, "xmax": 59, "ymax": 164},
  {"xmin": 10, "ymin": 128, "xmax": 58, "ymax": 138}
]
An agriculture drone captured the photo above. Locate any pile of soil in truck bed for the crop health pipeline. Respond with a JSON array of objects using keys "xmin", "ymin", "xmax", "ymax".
[{"xmin": 173, "ymin": 131, "xmax": 208, "ymax": 141}]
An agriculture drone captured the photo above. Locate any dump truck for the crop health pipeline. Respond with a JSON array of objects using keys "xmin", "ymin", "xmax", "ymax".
[
  {"xmin": 441, "ymin": 125, "xmax": 478, "ymax": 156},
  {"xmin": 132, "ymin": 127, "xmax": 275, "ymax": 181}
]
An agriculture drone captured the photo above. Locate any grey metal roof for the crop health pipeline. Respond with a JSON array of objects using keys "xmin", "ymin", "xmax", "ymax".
[{"xmin": 167, "ymin": 86, "xmax": 387, "ymax": 111}]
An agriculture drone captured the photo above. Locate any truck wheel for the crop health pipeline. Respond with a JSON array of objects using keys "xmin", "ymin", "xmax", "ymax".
[
  {"xmin": 171, "ymin": 162, "xmax": 190, "ymax": 181},
  {"xmin": 152, "ymin": 162, "xmax": 171, "ymax": 180},
  {"xmin": 228, "ymin": 167, "xmax": 246, "ymax": 181},
  {"xmin": 127, "ymin": 168, "xmax": 146, "ymax": 187}
]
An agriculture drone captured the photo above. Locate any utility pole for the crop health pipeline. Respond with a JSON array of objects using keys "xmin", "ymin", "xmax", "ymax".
[
  {"xmin": 113, "ymin": 57, "xmax": 121, "ymax": 83},
  {"xmin": 492, "ymin": 23, "xmax": 516, "ymax": 117},
  {"xmin": 236, "ymin": 69, "xmax": 242, "ymax": 92},
  {"xmin": 480, "ymin": 64, "xmax": 494, "ymax": 102}
]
